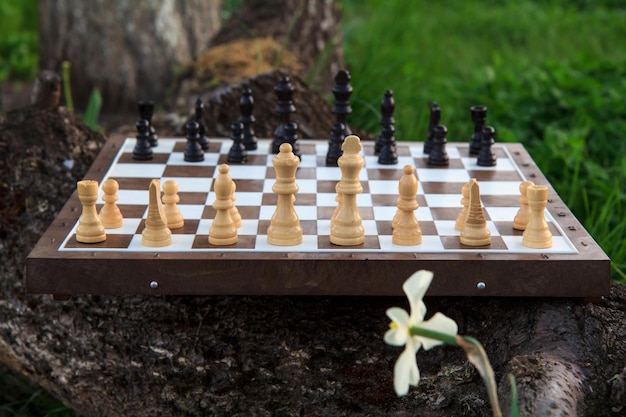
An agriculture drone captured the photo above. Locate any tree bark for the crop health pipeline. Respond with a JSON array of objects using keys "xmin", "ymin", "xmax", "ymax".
[{"xmin": 38, "ymin": 0, "xmax": 221, "ymax": 112}]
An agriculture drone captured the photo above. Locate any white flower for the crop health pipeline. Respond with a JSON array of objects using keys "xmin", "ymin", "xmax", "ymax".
[{"xmin": 384, "ymin": 270, "xmax": 458, "ymax": 396}]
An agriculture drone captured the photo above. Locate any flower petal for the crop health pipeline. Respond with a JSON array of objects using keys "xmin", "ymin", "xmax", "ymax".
[
  {"xmin": 403, "ymin": 270, "xmax": 433, "ymax": 321},
  {"xmin": 385, "ymin": 307, "xmax": 410, "ymax": 327},
  {"xmin": 384, "ymin": 328, "xmax": 407, "ymax": 346},
  {"xmin": 417, "ymin": 312, "xmax": 459, "ymax": 351},
  {"xmin": 393, "ymin": 342, "xmax": 420, "ymax": 396}
]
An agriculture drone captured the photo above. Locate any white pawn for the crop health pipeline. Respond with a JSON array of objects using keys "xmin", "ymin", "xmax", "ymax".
[
  {"xmin": 392, "ymin": 165, "xmax": 422, "ymax": 245},
  {"xmin": 162, "ymin": 179, "xmax": 184, "ymax": 229},
  {"xmin": 513, "ymin": 180, "xmax": 534, "ymax": 231},
  {"xmin": 209, "ymin": 164, "xmax": 237, "ymax": 246},
  {"xmin": 76, "ymin": 180, "xmax": 106, "ymax": 243},
  {"xmin": 99, "ymin": 179, "xmax": 123, "ymax": 229},
  {"xmin": 268, "ymin": 143, "xmax": 302, "ymax": 246},
  {"xmin": 522, "ymin": 185, "xmax": 552, "ymax": 248}
]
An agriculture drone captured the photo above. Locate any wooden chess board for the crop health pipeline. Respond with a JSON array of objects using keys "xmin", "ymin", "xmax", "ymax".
[{"xmin": 26, "ymin": 135, "xmax": 611, "ymax": 298}]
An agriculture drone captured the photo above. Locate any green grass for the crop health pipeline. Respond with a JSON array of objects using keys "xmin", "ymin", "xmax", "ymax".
[
  {"xmin": 0, "ymin": 0, "xmax": 38, "ymax": 81},
  {"xmin": 339, "ymin": 0, "xmax": 626, "ymax": 283}
]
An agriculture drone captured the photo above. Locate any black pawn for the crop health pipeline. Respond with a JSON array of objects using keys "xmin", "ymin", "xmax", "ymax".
[
  {"xmin": 332, "ymin": 69, "xmax": 353, "ymax": 138},
  {"xmin": 477, "ymin": 125, "xmax": 497, "ymax": 166},
  {"xmin": 375, "ymin": 90, "xmax": 395, "ymax": 155},
  {"xmin": 326, "ymin": 122, "xmax": 345, "ymax": 166},
  {"xmin": 184, "ymin": 121, "xmax": 204, "ymax": 162},
  {"xmin": 195, "ymin": 98, "xmax": 210, "ymax": 151},
  {"xmin": 428, "ymin": 125, "xmax": 449, "ymax": 166},
  {"xmin": 138, "ymin": 100, "xmax": 158, "ymax": 147},
  {"xmin": 470, "ymin": 105, "xmax": 487, "ymax": 155},
  {"xmin": 272, "ymin": 76, "xmax": 296, "ymax": 154},
  {"xmin": 423, "ymin": 102, "xmax": 440, "ymax": 154},
  {"xmin": 283, "ymin": 122, "xmax": 301, "ymax": 160},
  {"xmin": 239, "ymin": 87, "xmax": 258, "ymax": 151},
  {"xmin": 133, "ymin": 119, "xmax": 153, "ymax": 160},
  {"xmin": 378, "ymin": 124, "xmax": 398, "ymax": 165},
  {"xmin": 227, "ymin": 122, "xmax": 247, "ymax": 164}
]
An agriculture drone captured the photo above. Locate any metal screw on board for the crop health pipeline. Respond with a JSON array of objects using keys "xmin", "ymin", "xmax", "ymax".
[
  {"xmin": 477, "ymin": 282, "xmax": 486, "ymax": 290},
  {"xmin": 150, "ymin": 281, "xmax": 158, "ymax": 289}
]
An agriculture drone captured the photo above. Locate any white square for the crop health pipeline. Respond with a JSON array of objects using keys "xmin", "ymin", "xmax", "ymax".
[
  {"xmin": 416, "ymin": 168, "xmax": 470, "ymax": 183},
  {"xmin": 109, "ymin": 163, "xmax": 166, "ymax": 178}
]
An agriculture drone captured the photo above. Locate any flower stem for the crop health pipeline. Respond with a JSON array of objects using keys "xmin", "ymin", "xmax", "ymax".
[{"xmin": 408, "ymin": 326, "xmax": 459, "ymax": 346}]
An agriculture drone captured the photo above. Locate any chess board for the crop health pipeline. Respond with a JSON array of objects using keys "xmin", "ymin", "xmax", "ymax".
[{"xmin": 26, "ymin": 135, "xmax": 610, "ymax": 298}]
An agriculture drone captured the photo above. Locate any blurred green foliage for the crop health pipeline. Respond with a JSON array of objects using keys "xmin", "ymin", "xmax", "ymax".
[{"xmin": 0, "ymin": 0, "xmax": 38, "ymax": 81}]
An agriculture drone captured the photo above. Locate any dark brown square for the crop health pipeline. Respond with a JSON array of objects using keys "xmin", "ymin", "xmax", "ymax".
[
  {"xmin": 192, "ymin": 234, "xmax": 256, "ymax": 249},
  {"xmin": 441, "ymin": 235, "xmax": 507, "ymax": 250},
  {"xmin": 118, "ymin": 153, "xmax": 169, "ymax": 164},
  {"xmin": 317, "ymin": 235, "xmax": 380, "ymax": 250},
  {"xmin": 65, "ymin": 234, "xmax": 133, "ymax": 249},
  {"xmin": 163, "ymin": 165, "xmax": 214, "ymax": 178}
]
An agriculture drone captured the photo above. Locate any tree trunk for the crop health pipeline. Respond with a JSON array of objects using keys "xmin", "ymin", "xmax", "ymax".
[{"xmin": 38, "ymin": 0, "xmax": 222, "ymax": 112}]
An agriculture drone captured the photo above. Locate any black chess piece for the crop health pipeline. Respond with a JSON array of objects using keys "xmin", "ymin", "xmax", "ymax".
[
  {"xmin": 133, "ymin": 119, "xmax": 153, "ymax": 160},
  {"xmin": 332, "ymin": 69, "xmax": 353, "ymax": 138},
  {"xmin": 239, "ymin": 87, "xmax": 258, "ymax": 151},
  {"xmin": 378, "ymin": 124, "xmax": 398, "ymax": 165},
  {"xmin": 138, "ymin": 100, "xmax": 158, "ymax": 147},
  {"xmin": 428, "ymin": 125, "xmax": 449, "ymax": 166},
  {"xmin": 272, "ymin": 76, "xmax": 296, "ymax": 154},
  {"xmin": 227, "ymin": 122, "xmax": 247, "ymax": 164},
  {"xmin": 283, "ymin": 122, "xmax": 301, "ymax": 160},
  {"xmin": 477, "ymin": 125, "xmax": 497, "ymax": 166},
  {"xmin": 423, "ymin": 102, "xmax": 440, "ymax": 154},
  {"xmin": 375, "ymin": 90, "xmax": 395, "ymax": 155},
  {"xmin": 470, "ymin": 105, "xmax": 487, "ymax": 156},
  {"xmin": 184, "ymin": 121, "xmax": 204, "ymax": 162},
  {"xmin": 326, "ymin": 122, "xmax": 345, "ymax": 166},
  {"xmin": 195, "ymin": 98, "xmax": 210, "ymax": 151}
]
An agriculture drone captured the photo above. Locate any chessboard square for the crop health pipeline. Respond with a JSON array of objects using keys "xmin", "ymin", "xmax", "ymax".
[
  {"xmin": 485, "ymin": 207, "xmax": 520, "ymax": 222},
  {"xmin": 368, "ymin": 180, "xmax": 401, "ymax": 195},
  {"xmin": 468, "ymin": 170, "xmax": 523, "ymax": 182},
  {"xmin": 363, "ymin": 155, "xmax": 414, "ymax": 168},
  {"xmin": 229, "ymin": 179, "xmax": 264, "ymax": 193},
  {"xmin": 200, "ymin": 206, "xmax": 260, "ymax": 221},
  {"xmin": 176, "ymin": 192, "xmax": 210, "ymax": 205},
  {"xmin": 109, "ymin": 163, "xmax": 166, "ymax": 178},
  {"xmin": 478, "ymin": 181, "xmax": 524, "ymax": 195},
  {"xmin": 122, "ymin": 138, "xmax": 176, "ymax": 154},
  {"xmin": 429, "ymin": 207, "xmax": 461, "ymax": 221},
  {"xmin": 167, "ymin": 152, "xmax": 220, "ymax": 166},
  {"xmin": 227, "ymin": 165, "xmax": 268, "ymax": 180},
  {"xmin": 501, "ymin": 236, "xmax": 577, "ymax": 254},
  {"xmin": 461, "ymin": 157, "xmax": 516, "ymax": 171},
  {"xmin": 127, "ymin": 234, "xmax": 196, "ymax": 251},
  {"xmin": 315, "ymin": 166, "xmax": 341, "ymax": 181},
  {"xmin": 294, "ymin": 205, "xmax": 318, "ymax": 220},
  {"xmin": 208, "ymin": 191, "xmax": 263, "ymax": 206},
  {"xmin": 163, "ymin": 165, "xmax": 215, "ymax": 178},
  {"xmin": 420, "ymin": 182, "xmax": 465, "ymax": 195},
  {"xmin": 317, "ymin": 180, "xmax": 338, "ymax": 193},
  {"xmin": 104, "ymin": 218, "xmax": 142, "ymax": 235},
  {"xmin": 253, "ymin": 141, "xmax": 271, "ymax": 154},
  {"xmin": 363, "ymin": 220, "xmax": 378, "ymax": 235},
  {"xmin": 191, "ymin": 234, "xmax": 256, "ymax": 250},
  {"xmin": 371, "ymin": 194, "xmax": 398, "ymax": 206},
  {"xmin": 254, "ymin": 234, "xmax": 318, "ymax": 252},
  {"xmin": 480, "ymin": 195, "xmax": 520, "ymax": 207},
  {"xmin": 435, "ymin": 220, "xmax": 500, "ymax": 236},
  {"xmin": 317, "ymin": 235, "xmax": 380, "ymax": 250},
  {"xmin": 366, "ymin": 168, "xmax": 403, "ymax": 181},
  {"xmin": 63, "ymin": 233, "xmax": 134, "ymax": 250},
  {"xmin": 357, "ymin": 194, "xmax": 373, "ymax": 207},
  {"xmin": 162, "ymin": 177, "xmax": 212, "ymax": 193},
  {"xmin": 177, "ymin": 204, "xmax": 206, "ymax": 220},
  {"xmin": 425, "ymin": 194, "xmax": 464, "ymax": 208},
  {"xmin": 415, "ymin": 168, "xmax": 470, "ymax": 182},
  {"xmin": 317, "ymin": 219, "xmax": 331, "ymax": 235},
  {"xmin": 378, "ymin": 235, "xmax": 445, "ymax": 252},
  {"xmin": 171, "ymin": 219, "xmax": 201, "ymax": 234},
  {"xmin": 197, "ymin": 219, "xmax": 259, "ymax": 236},
  {"xmin": 116, "ymin": 204, "xmax": 148, "ymax": 218},
  {"xmin": 373, "ymin": 206, "xmax": 397, "ymax": 221},
  {"xmin": 113, "ymin": 189, "xmax": 149, "ymax": 205},
  {"xmin": 118, "ymin": 153, "xmax": 169, "ymax": 164},
  {"xmin": 317, "ymin": 192, "xmax": 338, "ymax": 207},
  {"xmin": 298, "ymin": 153, "xmax": 318, "ymax": 168}
]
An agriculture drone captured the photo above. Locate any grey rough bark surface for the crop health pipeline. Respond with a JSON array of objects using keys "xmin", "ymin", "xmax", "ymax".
[
  {"xmin": 1, "ymin": 103, "xmax": 626, "ymax": 416},
  {"xmin": 38, "ymin": 0, "xmax": 222, "ymax": 112}
]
